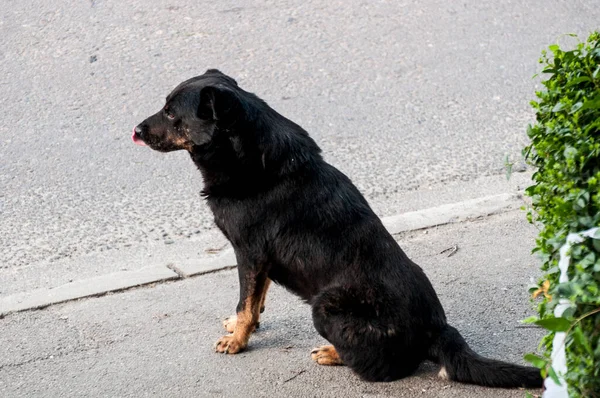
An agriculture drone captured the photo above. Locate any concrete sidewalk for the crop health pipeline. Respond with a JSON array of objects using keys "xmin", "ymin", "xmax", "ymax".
[
  {"xmin": 0, "ymin": 191, "xmax": 524, "ymax": 317},
  {"xmin": 0, "ymin": 209, "xmax": 544, "ymax": 397}
]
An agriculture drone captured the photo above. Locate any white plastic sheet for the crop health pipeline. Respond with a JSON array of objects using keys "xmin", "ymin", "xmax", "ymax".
[{"xmin": 543, "ymin": 227, "xmax": 598, "ymax": 398}]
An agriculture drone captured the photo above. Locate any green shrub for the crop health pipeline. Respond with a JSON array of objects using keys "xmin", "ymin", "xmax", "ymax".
[{"xmin": 523, "ymin": 32, "xmax": 600, "ymax": 397}]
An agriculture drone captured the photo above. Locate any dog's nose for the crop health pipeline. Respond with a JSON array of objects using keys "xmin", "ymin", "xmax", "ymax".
[{"xmin": 132, "ymin": 125, "xmax": 148, "ymax": 146}]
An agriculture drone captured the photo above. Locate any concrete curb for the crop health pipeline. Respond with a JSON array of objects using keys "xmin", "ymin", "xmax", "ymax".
[
  {"xmin": 0, "ymin": 192, "xmax": 524, "ymax": 317},
  {"xmin": 170, "ymin": 249, "xmax": 237, "ymax": 277},
  {"xmin": 0, "ymin": 265, "xmax": 179, "ymax": 316},
  {"xmin": 382, "ymin": 192, "xmax": 523, "ymax": 234}
]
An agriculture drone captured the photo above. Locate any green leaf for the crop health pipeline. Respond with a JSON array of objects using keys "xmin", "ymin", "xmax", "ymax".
[
  {"xmin": 580, "ymin": 95, "xmax": 600, "ymax": 111},
  {"xmin": 584, "ymin": 121, "xmax": 600, "ymax": 134},
  {"xmin": 567, "ymin": 76, "xmax": 591, "ymax": 86},
  {"xmin": 581, "ymin": 101, "xmax": 600, "ymax": 111},
  {"xmin": 572, "ymin": 325, "xmax": 593, "ymax": 355},
  {"xmin": 535, "ymin": 317, "xmax": 571, "ymax": 332},
  {"xmin": 570, "ymin": 102, "xmax": 583, "ymax": 113},
  {"xmin": 557, "ymin": 282, "xmax": 575, "ymax": 297},
  {"xmin": 552, "ymin": 102, "xmax": 566, "ymax": 112},
  {"xmin": 521, "ymin": 315, "xmax": 539, "ymax": 324},
  {"xmin": 524, "ymin": 353, "xmax": 548, "ymax": 369},
  {"xmin": 546, "ymin": 266, "xmax": 560, "ymax": 275},
  {"xmin": 579, "ymin": 252, "xmax": 596, "ymax": 269},
  {"xmin": 561, "ymin": 306, "xmax": 576, "ymax": 319},
  {"xmin": 564, "ymin": 146, "xmax": 577, "ymax": 160},
  {"xmin": 547, "ymin": 366, "xmax": 561, "ymax": 386}
]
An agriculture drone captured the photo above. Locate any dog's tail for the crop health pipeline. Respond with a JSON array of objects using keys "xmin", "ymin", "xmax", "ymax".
[{"xmin": 429, "ymin": 325, "xmax": 543, "ymax": 388}]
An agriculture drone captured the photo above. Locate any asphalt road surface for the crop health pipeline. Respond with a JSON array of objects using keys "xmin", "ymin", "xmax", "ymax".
[{"xmin": 0, "ymin": 1, "xmax": 597, "ymax": 288}]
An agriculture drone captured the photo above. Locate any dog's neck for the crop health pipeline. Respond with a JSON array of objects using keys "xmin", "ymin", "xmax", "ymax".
[{"xmin": 190, "ymin": 106, "xmax": 323, "ymax": 198}]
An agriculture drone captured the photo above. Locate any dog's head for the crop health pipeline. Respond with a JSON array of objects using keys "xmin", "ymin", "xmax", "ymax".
[{"xmin": 132, "ymin": 69, "xmax": 240, "ymax": 152}]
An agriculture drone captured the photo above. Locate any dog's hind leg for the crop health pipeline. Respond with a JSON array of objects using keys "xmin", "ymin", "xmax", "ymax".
[
  {"xmin": 223, "ymin": 277, "xmax": 271, "ymax": 333},
  {"xmin": 311, "ymin": 286, "xmax": 421, "ymax": 382},
  {"xmin": 311, "ymin": 345, "xmax": 344, "ymax": 365}
]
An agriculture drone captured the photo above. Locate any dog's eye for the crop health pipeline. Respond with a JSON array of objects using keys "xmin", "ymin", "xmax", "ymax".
[{"xmin": 166, "ymin": 113, "xmax": 175, "ymax": 120}]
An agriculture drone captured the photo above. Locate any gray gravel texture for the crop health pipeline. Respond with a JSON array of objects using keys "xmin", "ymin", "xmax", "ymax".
[
  {"xmin": 0, "ymin": 1, "xmax": 597, "ymax": 287},
  {"xmin": 0, "ymin": 211, "xmax": 544, "ymax": 398}
]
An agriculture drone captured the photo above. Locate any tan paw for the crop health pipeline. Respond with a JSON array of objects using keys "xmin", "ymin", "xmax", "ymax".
[
  {"xmin": 222, "ymin": 315, "xmax": 260, "ymax": 333},
  {"xmin": 311, "ymin": 345, "xmax": 343, "ymax": 366},
  {"xmin": 223, "ymin": 315, "xmax": 237, "ymax": 333},
  {"xmin": 215, "ymin": 335, "xmax": 246, "ymax": 354}
]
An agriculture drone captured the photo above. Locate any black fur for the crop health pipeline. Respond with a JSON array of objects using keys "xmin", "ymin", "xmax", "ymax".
[{"xmin": 134, "ymin": 69, "xmax": 543, "ymax": 388}]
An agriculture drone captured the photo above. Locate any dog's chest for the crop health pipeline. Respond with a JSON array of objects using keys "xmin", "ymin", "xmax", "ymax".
[
  {"xmin": 207, "ymin": 197, "xmax": 270, "ymax": 246},
  {"xmin": 209, "ymin": 201, "xmax": 242, "ymax": 236}
]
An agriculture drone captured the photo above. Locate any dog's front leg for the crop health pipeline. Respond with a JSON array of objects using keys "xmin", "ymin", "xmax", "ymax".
[
  {"xmin": 223, "ymin": 277, "xmax": 271, "ymax": 333},
  {"xmin": 215, "ymin": 267, "xmax": 268, "ymax": 354}
]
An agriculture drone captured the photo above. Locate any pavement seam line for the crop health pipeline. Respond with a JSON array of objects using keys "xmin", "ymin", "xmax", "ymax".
[{"xmin": 0, "ymin": 192, "xmax": 524, "ymax": 317}]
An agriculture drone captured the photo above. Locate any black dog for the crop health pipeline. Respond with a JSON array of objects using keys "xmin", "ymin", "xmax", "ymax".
[{"xmin": 133, "ymin": 69, "xmax": 542, "ymax": 388}]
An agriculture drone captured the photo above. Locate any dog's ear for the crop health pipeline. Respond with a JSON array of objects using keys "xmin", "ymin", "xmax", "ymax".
[
  {"xmin": 204, "ymin": 69, "xmax": 238, "ymax": 86},
  {"xmin": 198, "ymin": 85, "xmax": 239, "ymax": 122}
]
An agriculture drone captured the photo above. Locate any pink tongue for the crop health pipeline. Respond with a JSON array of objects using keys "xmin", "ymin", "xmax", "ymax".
[{"xmin": 132, "ymin": 127, "xmax": 147, "ymax": 146}]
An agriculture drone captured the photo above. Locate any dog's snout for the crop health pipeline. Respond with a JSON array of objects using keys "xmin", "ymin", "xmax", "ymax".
[
  {"xmin": 132, "ymin": 124, "xmax": 148, "ymax": 146},
  {"xmin": 134, "ymin": 125, "xmax": 144, "ymax": 137}
]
